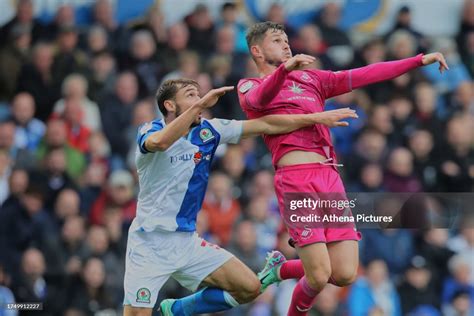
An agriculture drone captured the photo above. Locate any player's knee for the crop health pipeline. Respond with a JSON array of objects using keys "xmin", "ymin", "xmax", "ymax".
[
  {"xmin": 233, "ymin": 276, "xmax": 261, "ymax": 303},
  {"xmin": 306, "ymin": 268, "xmax": 331, "ymax": 291},
  {"xmin": 331, "ymin": 269, "xmax": 358, "ymax": 287}
]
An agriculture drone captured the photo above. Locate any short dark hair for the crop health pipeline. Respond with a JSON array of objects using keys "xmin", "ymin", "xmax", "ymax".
[
  {"xmin": 156, "ymin": 79, "xmax": 199, "ymax": 117},
  {"xmin": 245, "ymin": 21, "xmax": 285, "ymax": 49}
]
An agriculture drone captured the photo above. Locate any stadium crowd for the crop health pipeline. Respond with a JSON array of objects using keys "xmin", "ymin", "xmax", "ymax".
[{"xmin": 0, "ymin": 0, "xmax": 473, "ymax": 315}]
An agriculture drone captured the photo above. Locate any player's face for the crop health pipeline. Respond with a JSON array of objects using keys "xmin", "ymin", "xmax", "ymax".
[
  {"xmin": 174, "ymin": 84, "xmax": 202, "ymax": 126},
  {"xmin": 259, "ymin": 30, "xmax": 292, "ymax": 66}
]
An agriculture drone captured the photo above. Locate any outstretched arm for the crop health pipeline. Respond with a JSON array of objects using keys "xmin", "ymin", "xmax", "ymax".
[
  {"xmin": 318, "ymin": 52, "xmax": 448, "ymax": 99},
  {"xmin": 240, "ymin": 54, "xmax": 316, "ymax": 110},
  {"xmin": 241, "ymin": 108, "xmax": 358, "ymax": 138},
  {"xmin": 144, "ymin": 87, "xmax": 233, "ymax": 152}
]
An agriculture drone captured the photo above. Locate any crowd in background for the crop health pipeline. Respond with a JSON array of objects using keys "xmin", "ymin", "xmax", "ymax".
[{"xmin": 0, "ymin": 0, "xmax": 473, "ymax": 315}]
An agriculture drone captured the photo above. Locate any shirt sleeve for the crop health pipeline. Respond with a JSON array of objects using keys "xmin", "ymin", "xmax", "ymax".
[
  {"xmin": 237, "ymin": 63, "xmax": 289, "ymax": 111},
  {"xmin": 313, "ymin": 54, "xmax": 424, "ymax": 99},
  {"xmin": 136, "ymin": 120, "xmax": 164, "ymax": 154},
  {"xmin": 208, "ymin": 119, "xmax": 243, "ymax": 145}
]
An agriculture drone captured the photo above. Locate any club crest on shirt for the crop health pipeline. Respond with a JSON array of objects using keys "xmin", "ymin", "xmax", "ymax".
[
  {"xmin": 199, "ymin": 128, "xmax": 214, "ymax": 142},
  {"xmin": 139, "ymin": 122, "xmax": 153, "ymax": 134},
  {"xmin": 301, "ymin": 72, "xmax": 313, "ymax": 82},
  {"xmin": 239, "ymin": 80, "xmax": 253, "ymax": 93}
]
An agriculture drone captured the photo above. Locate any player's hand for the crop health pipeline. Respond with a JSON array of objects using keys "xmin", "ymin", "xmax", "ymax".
[
  {"xmin": 197, "ymin": 86, "xmax": 234, "ymax": 109},
  {"xmin": 314, "ymin": 108, "xmax": 358, "ymax": 127},
  {"xmin": 422, "ymin": 52, "xmax": 449, "ymax": 74},
  {"xmin": 284, "ymin": 54, "xmax": 316, "ymax": 71}
]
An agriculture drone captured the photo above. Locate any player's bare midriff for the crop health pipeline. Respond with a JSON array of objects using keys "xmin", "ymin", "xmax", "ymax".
[{"xmin": 277, "ymin": 150, "xmax": 327, "ymax": 167}]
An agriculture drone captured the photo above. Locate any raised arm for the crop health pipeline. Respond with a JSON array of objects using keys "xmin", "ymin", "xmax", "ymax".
[
  {"xmin": 144, "ymin": 87, "xmax": 233, "ymax": 152},
  {"xmin": 241, "ymin": 108, "xmax": 358, "ymax": 138},
  {"xmin": 318, "ymin": 52, "xmax": 448, "ymax": 99},
  {"xmin": 240, "ymin": 54, "xmax": 316, "ymax": 110}
]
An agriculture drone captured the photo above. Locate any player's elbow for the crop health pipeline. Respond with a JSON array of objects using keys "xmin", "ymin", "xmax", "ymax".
[{"xmin": 146, "ymin": 137, "xmax": 170, "ymax": 152}]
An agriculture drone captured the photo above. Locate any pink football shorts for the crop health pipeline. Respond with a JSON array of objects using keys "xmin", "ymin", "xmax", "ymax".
[{"xmin": 274, "ymin": 162, "xmax": 362, "ymax": 247}]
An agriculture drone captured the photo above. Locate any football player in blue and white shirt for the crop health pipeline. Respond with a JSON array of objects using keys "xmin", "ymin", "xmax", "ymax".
[{"xmin": 123, "ymin": 79, "xmax": 357, "ymax": 316}]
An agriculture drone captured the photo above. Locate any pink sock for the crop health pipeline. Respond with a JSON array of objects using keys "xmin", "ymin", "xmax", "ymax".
[
  {"xmin": 287, "ymin": 277, "xmax": 319, "ymax": 316},
  {"xmin": 279, "ymin": 260, "xmax": 305, "ymax": 280}
]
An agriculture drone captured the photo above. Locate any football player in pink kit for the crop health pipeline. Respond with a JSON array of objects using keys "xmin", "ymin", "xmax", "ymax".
[{"xmin": 237, "ymin": 22, "xmax": 449, "ymax": 315}]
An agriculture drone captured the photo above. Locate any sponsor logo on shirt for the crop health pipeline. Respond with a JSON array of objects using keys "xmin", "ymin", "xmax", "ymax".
[
  {"xmin": 288, "ymin": 82, "xmax": 305, "ymax": 94},
  {"xmin": 193, "ymin": 151, "xmax": 212, "ymax": 164},
  {"xmin": 239, "ymin": 80, "xmax": 254, "ymax": 93},
  {"xmin": 170, "ymin": 153, "xmax": 194, "ymax": 164}
]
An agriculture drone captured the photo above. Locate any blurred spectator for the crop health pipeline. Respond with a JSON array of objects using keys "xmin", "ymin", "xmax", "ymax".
[
  {"xmin": 456, "ymin": 0, "xmax": 474, "ymax": 75},
  {"xmin": 0, "ymin": 0, "xmax": 43, "ymax": 47},
  {"xmin": 217, "ymin": 2, "xmax": 248, "ymax": 53},
  {"xmin": 161, "ymin": 50, "xmax": 201, "ymax": 83},
  {"xmin": 88, "ymin": 50, "xmax": 116, "ymax": 101},
  {"xmin": 413, "ymin": 82, "xmax": 444, "ymax": 141},
  {"xmin": 16, "ymin": 42, "xmax": 61, "ymax": 121},
  {"xmin": 348, "ymin": 259, "xmax": 402, "ymax": 316},
  {"xmin": 227, "ymin": 220, "xmax": 265, "ymax": 273},
  {"xmin": 417, "ymin": 229, "xmax": 455, "ymax": 292},
  {"xmin": 387, "ymin": 30, "xmax": 417, "ymax": 60},
  {"xmin": 82, "ymin": 226, "xmax": 123, "ymax": 299},
  {"xmin": 89, "ymin": 169, "xmax": 136, "ymax": 226},
  {"xmin": 52, "ymin": 26, "xmax": 89, "ymax": 85},
  {"xmin": 11, "ymin": 92, "xmax": 46, "ymax": 152},
  {"xmin": 34, "ymin": 147, "xmax": 77, "ymax": 208},
  {"xmin": 57, "ymin": 98, "xmax": 92, "ymax": 153},
  {"xmin": 246, "ymin": 196, "xmax": 279, "ymax": 255},
  {"xmin": 351, "ymin": 163, "xmax": 385, "ymax": 192},
  {"xmin": 293, "ymin": 24, "xmax": 335, "ymax": 70},
  {"xmin": 314, "ymin": 3, "xmax": 353, "ymax": 67},
  {"xmin": 85, "ymin": 25, "xmax": 108, "ymax": 58},
  {"xmin": 0, "ymin": 120, "xmax": 35, "ymax": 170},
  {"xmin": 92, "ymin": 0, "xmax": 126, "ymax": 52},
  {"xmin": 0, "ymin": 24, "xmax": 31, "ymax": 101},
  {"xmin": 159, "ymin": 22, "xmax": 190, "ymax": 71},
  {"xmin": 0, "ymin": 183, "xmax": 52, "ymax": 277},
  {"xmin": 408, "ymin": 129, "xmax": 438, "ymax": 191},
  {"xmin": 442, "ymin": 289, "xmax": 472, "ymax": 316},
  {"xmin": 383, "ymin": 147, "xmax": 423, "ymax": 192},
  {"xmin": 54, "ymin": 73, "xmax": 101, "ymax": 131},
  {"xmin": 384, "ymin": 6, "xmax": 428, "ymax": 53},
  {"xmin": 52, "ymin": 189, "xmax": 81, "ymax": 232},
  {"xmin": 367, "ymin": 105, "xmax": 394, "ymax": 140},
  {"xmin": 451, "ymin": 81, "xmax": 474, "ymax": 116},
  {"xmin": 388, "ymin": 96, "xmax": 417, "ymax": 145},
  {"xmin": 36, "ymin": 119, "xmax": 86, "ymax": 180},
  {"xmin": 57, "ymin": 215, "xmax": 86, "ymax": 277},
  {"xmin": 42, "ymin": 4, "xmax": 76, "ymax": 41},
  {"xmin": 397, "ymin": 255, "xmax": 439, "ymax": 314},
  {"xmin": 99, "ymin": 72, "xmax": 138, "ymax": 167},
  {"xmin": 1, "ymin": 168, "xmax": 28, "ymax": 209},
  {"xmin": 0, "ymin": 263, "xmax": 17, "ymax": 316},
  {"xmin": 349, "ymin": 129, "xmax": 388, "ymax": 182},
  {"xmin": 129, "ymin": 3, "xmax": 167, "ymax": 47},
  {"xmin": 448, "ymin": 216, "xmax": 474, "ymax": 283},
  {"xmin": 437, "ymin": 116, "xmax": 474, "ymax": 192},
  {"xmin": 122, "ymin": 30, "xmax": 164, "ymax": 97},
  {"xmin": 213, "ymin": 25, "xmax": 248, "ymax": 76},
  {"xmin": 442, "ymin": 254, "xmax": 474, "ymax": 305},
  {"xmin": 326, "ymin": 92, "xmax": 367, "ymax": 158},
  {"xmin": 266, "ymin": 3, "xmax": 296, "ymax": 41},
  {"xmin": 202, "ymin": 172, "xmax": 241, "ymax": 246},
  {"xmin": 13, "ymin": 248, "xmax": 64, "ymax": 315},
  {"xmin": 361, "ymin": 228, "xmax": 414, "ymax": 276},
  {"xmin": 186, "ymin": 4, "xmax": 215, "ymax": 57},
  {"xmin": 66, "ymin": 257, "xmax": 118, "ymax": 314}
]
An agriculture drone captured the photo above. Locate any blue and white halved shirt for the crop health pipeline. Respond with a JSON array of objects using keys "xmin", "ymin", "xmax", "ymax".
[{"xmin": 133, "ymin": 118, "xmax": 243, "ymax": 232}]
